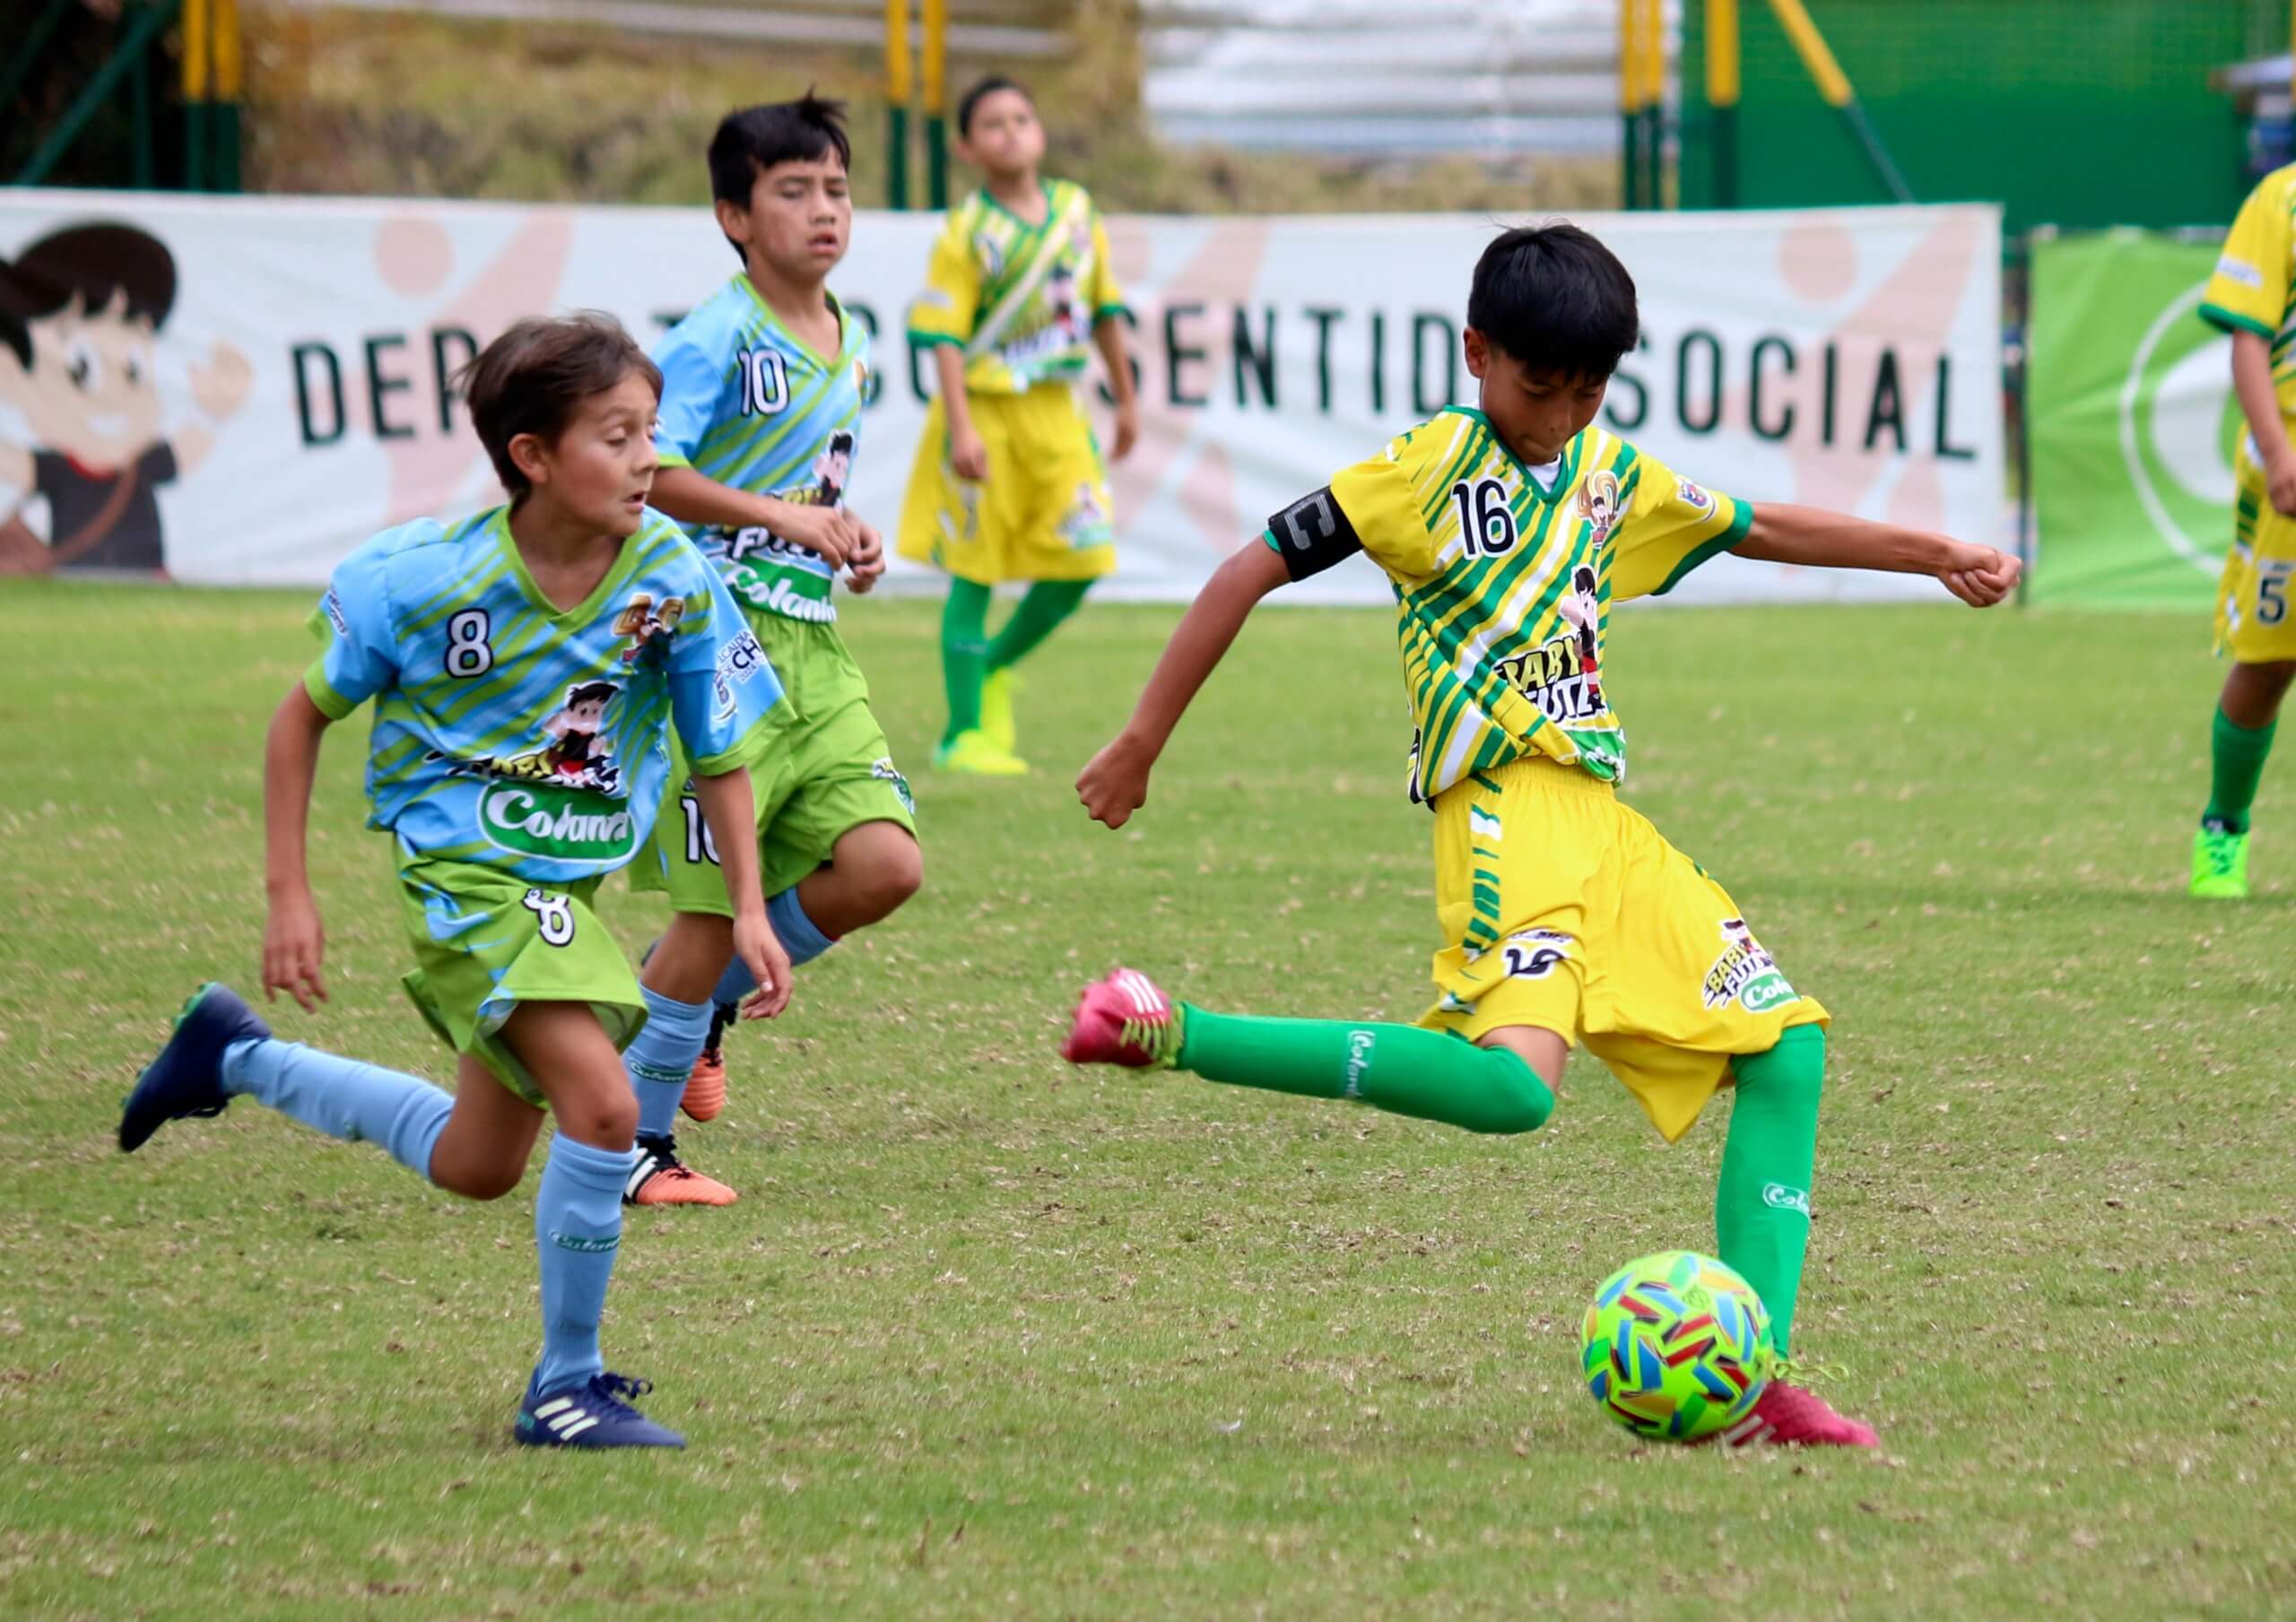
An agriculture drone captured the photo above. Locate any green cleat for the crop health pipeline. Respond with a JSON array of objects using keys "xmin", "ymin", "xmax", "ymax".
[
  {"xmin": 980, "ymin": 666, "xmax": 1022, "ymax": 755},
  {"xmin": 2190, "ymin": 826, "xmax": 2250, "ymax": 899},
  {"xmin": 934, "ymin": 728, "xmax": 1030, "ymax": 776}
]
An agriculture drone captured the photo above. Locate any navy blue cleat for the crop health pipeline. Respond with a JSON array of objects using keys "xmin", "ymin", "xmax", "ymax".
[
  {"xmin": 516, "ymin": 1372, "xmax": 686, "ymax": 1449},
  {"xmin": 119, "ymin": 982, "xmax": 272, "ymax": 1152}
]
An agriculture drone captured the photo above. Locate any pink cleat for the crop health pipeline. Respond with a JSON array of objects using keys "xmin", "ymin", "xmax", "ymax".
[
  {"xmin": 1060, "ymin": 968, "xmax": 1180, "ymax": 1067},
  {"xmin": 1705, "ymin": 1380, "xmax": 1880, "ymax": 1449}
]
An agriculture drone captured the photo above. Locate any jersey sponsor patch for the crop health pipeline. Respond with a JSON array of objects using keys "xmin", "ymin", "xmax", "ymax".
[
  {"xmin": 321, "ymin": 588, "xmax": 351, "ymax": 639},
  {"xmin": 712, "ymin": 628, "xmax": 768, "ymax": 717},
  {"xmin": 1265, "ymin": 485, "xmax": 1363, "ymax": 580},
  {"xmin": 2216, "ymin": 254, "xmax": 2266, "ymax": 290},
  {"xmin": 1700, "ymin": 916, "xmax": 1798, "ymax": 1013},
  {"xmin": 1675, "ymin": 477, "xmax": 1716, "ymax": 515}
]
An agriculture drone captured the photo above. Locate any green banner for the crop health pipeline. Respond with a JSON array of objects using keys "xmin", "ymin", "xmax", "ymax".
[{"xmin": 2029, "ymin": 231, "xmax": 2240, "ymax": 608}]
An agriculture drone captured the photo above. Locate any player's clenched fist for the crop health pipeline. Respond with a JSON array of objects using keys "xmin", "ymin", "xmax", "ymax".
[
  {"xmin": 1077, "ymin": 734, "xmax": 1153, "ymax": 828},
  {"xmin": 1937, "ymin": 542, "xmax": 2021, "ymax": 608}
]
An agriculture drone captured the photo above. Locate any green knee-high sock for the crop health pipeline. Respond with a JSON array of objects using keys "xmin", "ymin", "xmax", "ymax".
[
  {"xmin": 1175, "ymin": 1005, "xmax": 1553, "ymax": 1135},
  {"xmin": 1715, "ymin": 1023, "xmax": 1825, "ymax": 1358},
  {"xmin": 2203, "ymin": 705, "xmax": 2277, "ymax": 834},
  {"xmin": 940, "ymin": 578, "xmax": 992, "ymax": 745},
  {"xmin": 987, "ymin": 578, "xmax": 1091, "ymax": 672}
]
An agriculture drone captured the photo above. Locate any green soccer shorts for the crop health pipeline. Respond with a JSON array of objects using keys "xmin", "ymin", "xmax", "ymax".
[
  {"xmin": 631, "ymin": 614, "xmax": 918, "ymax": 916},
  {"xmin": 397, "ymin": 856, "xmax": 648, "ymax": 1106}
]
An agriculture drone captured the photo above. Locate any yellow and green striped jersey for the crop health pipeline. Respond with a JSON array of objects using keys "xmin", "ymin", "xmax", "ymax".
[
  {"xmin": 2203, "ymin": 164, "xmax": 2296, "ymax": 417},
  {"xmin": 905, "ymin": 178, "xmax": 1126, "ymax": 395},
  {"xmin": 1264, "ymin": 407, "xmax": 1750, "ymax": 802}
]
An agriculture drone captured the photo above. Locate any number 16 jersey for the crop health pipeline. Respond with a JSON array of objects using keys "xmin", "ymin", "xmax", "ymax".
[{"xmin": 1262, "ymin": 407, "xmax": 1751, "ymax": 802}]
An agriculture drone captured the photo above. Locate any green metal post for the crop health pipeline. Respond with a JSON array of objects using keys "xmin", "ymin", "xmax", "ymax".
[
  {"xmin": 0, "ymin": 0, "xmax": 79, "ymax": 130},
  {"xmin": 888, "ymin": 105, "xmax": 910, "ymax": 209},
  {"xmin": 214, "ymin": 100, "xmax": 240, "ymax": 192},
  {"xmin": 926, "ymin": 112, "xmax": 947, "ymax": 210},
  {"xmin": 1713, "ymin": 103, "xmax": 1737, "ymax": 207},
  {"xmin": 1643, "ymin": 104, "xmax": 1665, "ymax": 209},
  {"xmin": 131, "ymin": 31, "xmax": 152, "ymax": 188},
  {"xmin": 13, "ymin": 0, "xmax": 181, "ymax": 186}
]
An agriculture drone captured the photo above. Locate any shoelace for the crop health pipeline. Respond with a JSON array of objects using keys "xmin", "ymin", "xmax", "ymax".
[
  {"xmin": 1118, "ymin": 1014, "xmax": 1176, "ymax": 1063},
  {"xmin": 589, "ymin": 1372, "xmax": 655, "ymax": 1414},
  {"xmin": 1765, "ymin": 1355, "xmax": 1847, "ymax": 1392}
]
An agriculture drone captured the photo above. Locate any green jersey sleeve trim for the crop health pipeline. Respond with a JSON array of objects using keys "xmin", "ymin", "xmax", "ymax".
[
  {"xmin": 1258, "ymin": 526, "xmax": 1279, "ymax": 553},
  {"xmin": 2198, "ymin": 301, "xmax": 2276, "ymax": 343},
  {"xmin": 1091, "ymin": 301, "xmax": 1131, "ymax": 324},
  {"xmin": 1653, "ymin": 501, "xmax": 1755, "ymax": 597},
  {"xmin": 906, "ymin": 330, "xmax": 967, "ymax": 350},
  {"xmin": 687, "ymin": 710, "xmax": 778, "ymax": 780},
  {"xmin": 302, "ymin": 658, "xmax": 361, "ymax": 722}
]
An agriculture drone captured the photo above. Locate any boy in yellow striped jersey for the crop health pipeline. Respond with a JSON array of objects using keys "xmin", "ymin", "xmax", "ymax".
[
  {"xmin": 1064, "ymin": 224, "xmax": 2021, "ymax": 1449},
  {"xmin": 2188, "ymin": 166, "xmax": 2296, "ymax": 898},
  {"xmin": 897, "ymin": 76, "xmax": 1139, "ymax": 775}
]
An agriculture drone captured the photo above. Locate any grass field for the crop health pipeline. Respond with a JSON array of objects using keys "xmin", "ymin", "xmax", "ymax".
[{"xmin": 4, "ymin": 583, "xmax": 2293, "ymax": 1620}]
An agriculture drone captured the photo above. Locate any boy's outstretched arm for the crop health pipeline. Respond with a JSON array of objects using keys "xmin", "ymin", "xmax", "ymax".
[
  {"xmin": 262, "ymin": 685, "xmax": 334, "ymax": 1012},
  {"xmin": 1078, "ymin": 540, "xmax": 1291, "ymax": 828},
  {"xmin": 1733, "ymin": 504, "xmax": 2022, "ymax": 607}
]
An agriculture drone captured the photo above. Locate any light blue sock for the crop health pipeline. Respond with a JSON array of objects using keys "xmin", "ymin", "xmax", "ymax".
[
  {"xmin": 221, "ymin": 1037, "xmax": 452, "ymax": 1181},
  {"xmin": 624, "ymin": 986, "xmax": 711, "ymax": 1140},
  {"xmin": 533, "ymin": 1133, "xmax": 635, "ymax": 1394},
  {"xmin": 711, "ymin": 887, "xmax": 838, "ymax": 1002}
]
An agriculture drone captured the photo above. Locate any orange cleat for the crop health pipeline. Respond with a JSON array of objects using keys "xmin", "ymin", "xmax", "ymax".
[
  {"xmin": 680, "ymin": 1003, "xmax": 732, "ymax": 1123},
  {"xmin": 623, "ymin": 1133, "xmax": 737, "ymax": 1206}
]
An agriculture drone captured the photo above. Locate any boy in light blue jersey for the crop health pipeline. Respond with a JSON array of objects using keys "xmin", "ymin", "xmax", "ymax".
[
  {"xmin": 623, "ymin": 95, "xmax": 924, "ymax": 1204},
  {"xmin": 120, "ymin": 315, "xmax": 787, "ymax": 1449}
]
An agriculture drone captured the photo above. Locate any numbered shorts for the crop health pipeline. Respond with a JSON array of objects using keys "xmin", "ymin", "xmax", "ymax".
[
  {"xmin": 396, "ymin": 857, "xmax": 647, "ymax": 1107},
  {"xmin": 896, "ymin": 381, "xmax": 1115, "ymax": 585},
  {"xmin": 1419, "ymin": 757, "xmax": 1828, "ymax": 1143},
  {"xmin": 2216, "ymin": 438, "xmax": 2296, "ymax": 662},
  {"xmin": 632, "ymin": 615, "xmax": 918, "ymax": 914}
]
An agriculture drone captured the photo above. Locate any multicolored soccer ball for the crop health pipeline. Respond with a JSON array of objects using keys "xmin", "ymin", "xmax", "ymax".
[{"xmin": 1580, "ymin": 1250, "xmax": 1773, "ymax": 1442}]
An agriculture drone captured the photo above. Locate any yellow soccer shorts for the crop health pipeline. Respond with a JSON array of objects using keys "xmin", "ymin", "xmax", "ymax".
[
  {"xmin": 2216, "ymin": 435, "xmax": 2296, "ymax": 663},
  {"xmin": 1420, "ymin": 757, "xmax": 1828, "ymax": 1143},
  {"xmin": 897, "ymin": 381, "xmax": 1115, "ymax": 585}
]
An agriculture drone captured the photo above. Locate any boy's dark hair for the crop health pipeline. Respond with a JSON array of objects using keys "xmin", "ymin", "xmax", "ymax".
[
  {"xmin": 1466, "ymin": 223, "xmax": 1639, "ymax": 380},
  {"xmin": 826, "ymin": 429, "xmax": 855, "ymax": 455},
  {"xmin": 957, "ymin": 74, "xmax": 1031, "ymax": 137},
  {"xmin": 709, "ymin": 92, "xmax": 850, "ymax": 259},
  {"xmin": 565, "ymin": 681, "xmax": 618, "ymax": 707},
  {"xmin": 454, "ymin": 313, "xmax": 662, "ymax": 506},
  {"xmin": 0, "ymin": 221, "xmax": 177, "ymax": 369}
]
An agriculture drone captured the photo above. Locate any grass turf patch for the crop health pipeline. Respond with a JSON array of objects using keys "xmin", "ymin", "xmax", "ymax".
[{"xmin": 2, "ymin": 582, "xmax": 2292, "ymax": 1619}]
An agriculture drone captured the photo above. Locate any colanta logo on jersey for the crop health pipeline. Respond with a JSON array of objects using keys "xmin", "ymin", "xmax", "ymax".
[
  {"xmin": 1700, "ymin": 917, "xmax": 1799, "ymax": 1013},
  {"xmin": 479, "ymin": 782, "xmax": 639, "ymax": 862}
]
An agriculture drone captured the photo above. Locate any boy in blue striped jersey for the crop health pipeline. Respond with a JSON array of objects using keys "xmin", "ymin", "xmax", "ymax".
[
  {"xmin": 623, "ymin": 96, "xmax": 924, "ymax": 1203},
  {"xmin": 120, "ymin": 315, "xmax": 787, "ymax": 1447}
]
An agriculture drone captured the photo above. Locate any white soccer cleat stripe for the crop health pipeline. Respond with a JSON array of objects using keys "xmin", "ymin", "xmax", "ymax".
[{"xmin": 556, "ymin": 1414, "xmax": 600, "ymax": 1440}]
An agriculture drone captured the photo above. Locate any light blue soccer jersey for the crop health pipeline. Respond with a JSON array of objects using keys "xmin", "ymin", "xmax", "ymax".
[
  {"xmin": 653, "ymin": 274, "xmax": 870, "ymax": 626},
  {"xmin": 303, "ymin": 507, "xmax": 780, "ymax": 884}
]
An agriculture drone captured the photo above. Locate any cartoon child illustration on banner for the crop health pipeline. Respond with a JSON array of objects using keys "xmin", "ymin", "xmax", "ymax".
[{"xmin": 0, "ymin": 221, "xmax": 250, "ymax": 574}]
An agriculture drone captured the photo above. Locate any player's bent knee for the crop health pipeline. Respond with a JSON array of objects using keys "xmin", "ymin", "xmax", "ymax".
[
  {"xmin": 1478, "ymin": 1067, "xmax": 1555, "ymax": 1135},
  {"xmin": 555, "ymin": 1093, "xmax": 639, "ymax": 1152}
]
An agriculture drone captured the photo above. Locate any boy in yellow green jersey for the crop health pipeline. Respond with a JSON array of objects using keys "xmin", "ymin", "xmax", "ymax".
[
  {"xmin": 2189, "ymin": 165, "xmax": 2296, "ymax": 898},
  {"xmin": 897, "ymin": 75, "xmax": 1139, "ymax": 775},
  {"xmin": 1063, "ymin": 224, "xmax": 2022, "ymax": 1449}
]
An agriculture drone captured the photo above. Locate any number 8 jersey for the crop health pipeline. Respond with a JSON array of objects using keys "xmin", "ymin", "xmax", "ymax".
[
  {"xmin": 303, "ymin": 507, "xmax": 783, "ymax": 883},
  {"xmin": 1262, "ymin": 407, "xmax": 1751, "ymax": 802}
]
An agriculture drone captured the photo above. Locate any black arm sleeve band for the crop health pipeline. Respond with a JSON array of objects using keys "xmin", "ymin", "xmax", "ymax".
[{"xmin": 1265, "ymin": 486, "xmax": 1364, "ymax": 581}]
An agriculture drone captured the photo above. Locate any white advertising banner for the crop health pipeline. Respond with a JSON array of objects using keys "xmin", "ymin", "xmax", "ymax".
[{"xmin": 0, "ymin": 190, "xmax": 1999, "ymax": 604}]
